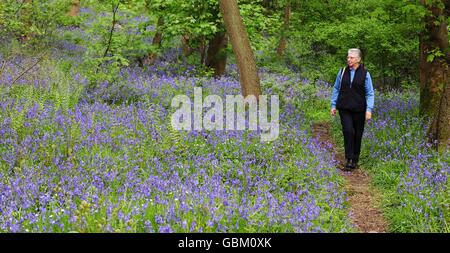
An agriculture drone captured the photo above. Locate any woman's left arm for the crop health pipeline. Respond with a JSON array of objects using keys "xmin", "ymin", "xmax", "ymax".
[
  {"xmin": 365, "ymin": 72, "xmax": 375, "ymax": 113},
  {"xmin": 365, "ymin": 72, "xmax": 375, "ymax": 120}
]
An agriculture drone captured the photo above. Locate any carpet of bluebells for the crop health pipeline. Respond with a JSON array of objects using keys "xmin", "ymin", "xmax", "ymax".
[
  {"xmin": 0, "ymin": 25, "xmax": 352, "ymax": 232},
  {"xmin": 364, "ymin": 93, "xmax": 449, "ymax": 232},
  {"xmin": 1, "ymin": 9, "xmax": 449, "ymax": 233}
]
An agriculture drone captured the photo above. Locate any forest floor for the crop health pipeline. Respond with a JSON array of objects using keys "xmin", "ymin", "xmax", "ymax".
[{"xmin": 312, "ymin": 121, "xmax": 388, "ymax": 233}]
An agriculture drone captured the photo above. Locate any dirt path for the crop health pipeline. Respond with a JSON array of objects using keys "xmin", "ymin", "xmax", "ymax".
[{"xmin": 312, "ymin": 121, "xmax": 388, "ymax": 233}]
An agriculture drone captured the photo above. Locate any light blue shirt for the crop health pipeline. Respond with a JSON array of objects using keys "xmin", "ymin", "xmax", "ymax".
[{"xmin": 330, "ymin": 67, "xmax": 375, "ymax": 113}]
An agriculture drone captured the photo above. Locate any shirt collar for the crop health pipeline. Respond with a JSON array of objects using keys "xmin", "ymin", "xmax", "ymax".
[{"xmin": 349, "ymin": 64, "xmax": 361, "ymax": 71}]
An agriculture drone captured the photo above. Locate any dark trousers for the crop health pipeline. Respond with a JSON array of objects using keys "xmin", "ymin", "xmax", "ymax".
[{"xmin": 339, "ymin": 110, "xmax": 365, "ymax": 163}]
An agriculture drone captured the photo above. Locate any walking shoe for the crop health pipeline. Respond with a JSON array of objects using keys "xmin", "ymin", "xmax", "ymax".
[
  {"xmin": 351, "ymin": 159, "xmax": 359, "ymax": 170},
  {"xmin": 343, "ymin": 159, "xmax": 353, "ymax": 171}
]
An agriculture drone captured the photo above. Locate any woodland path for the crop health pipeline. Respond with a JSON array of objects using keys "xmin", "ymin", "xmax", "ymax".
[{"xmin": 312, "ymin": 121, "xmax": 388, "ymax": 233}]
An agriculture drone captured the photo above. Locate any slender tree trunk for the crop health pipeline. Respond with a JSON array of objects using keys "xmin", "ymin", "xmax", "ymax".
[
  {"xmin": 219, "ymin": 0, "xmax": 261, "ymax": 97},
  {"xmin": 277, "ymin": 1, "xmax": 291, "ymax": 57},
  {"xmin": 419, "ymin": 0, "xmax": 448, "ymax": 118},
  {"xmin": 68, "ymin": 0, "xmax": 81, "ymax": 17},
  {"xmin": 102, "ymin": 2, "xmax": 120, "ymax": 58},
  {"xmin": 199, "ymin": 36, "xmax": 207, "ymax": 66},
  {"xmin": 206, "ymin": 32, "xmax": 228, "ymax": 78},
  {"xmin": 181, "ymin": 35, "xmax": 192, "ymax": 56},
  {"xmin": 421, "ymin": 0, "xmax": 449, "ymax": 151},
  {"xmin": 144, "ymin": 17, "xmax": 164, "ymax": 65}
]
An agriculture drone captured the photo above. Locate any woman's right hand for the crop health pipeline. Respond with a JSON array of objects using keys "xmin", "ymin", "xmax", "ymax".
[{"xmin": 331, "ymin": 108, "xmax": 337, "ymax": 117}]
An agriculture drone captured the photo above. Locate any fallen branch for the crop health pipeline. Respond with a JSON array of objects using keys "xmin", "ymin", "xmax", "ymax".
[{"xmin": 10, "ymin": 52, "xmax": 47, "ymax": 85}]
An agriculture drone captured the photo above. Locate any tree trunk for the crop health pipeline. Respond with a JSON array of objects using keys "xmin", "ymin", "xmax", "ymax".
[
  {"xmin": 68, "ymin": 0, "xmax": 81, "ymax": 17},
  {"xmin": 181, "ymin": 35, "xmax": 192, "ymax": 56},
  {"xmin": 421, "ymin": 0, "xmax": 449, "ymax": 151},
  {"xmin": 102, "ymin": 2, "xmax": 119, "ymax": 58},
  {"xmin": 428, "ymin": 74, "xmax": 450, "ymax": 151},
  {"xmin": 219, "ymin": 0, "xmax": 261, "ymax": 97},
  {"xmin": 206, "ymin": 32, "xmax": 228, "ymax": 78},
  {"xmin": 144, "ymin": 17, "xmax": 164, "ymax": 65},
  {"xmin": 419, "ymin": 0, "xmax": 448, "ymax": 118},
  {"xmin": 199, "ymin": 36, "xmax": 207, "ymax": 66},
  {"xmin": 277, "ymin": 1, "xmax": 291, "ymax": 57}
]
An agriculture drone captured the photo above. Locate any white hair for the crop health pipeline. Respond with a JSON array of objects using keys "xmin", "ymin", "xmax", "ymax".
[{"xmin": 348, "ymin": 48, "xmax": 362, "ymax": 62}]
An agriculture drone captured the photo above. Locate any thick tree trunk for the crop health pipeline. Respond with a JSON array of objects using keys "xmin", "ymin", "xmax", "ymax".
[
  {"xmin": 219, "ymin": 0, "xmax": 261, "ymax": 97},
  {"xmin": 206, "ymin": 32, "xmax": 228, "ymax": 78},
  {"xmin": 428, "ymin": 75, "xmax": 450, "ymax": 151},
  {"xmin": 421, "ymin": 0, "xmax": 450, "ymax": 151},
  {"xmin": 144, "ymin": 17, "xmax": 164, "ymax": 65},
  {"xmin": 68, "ymin": 0, "xmax": 81, "ymax": 17},
  {"xmin": 277, "ymin": 1, "xmax": 291, "ymax": 57},
  {"xmin": 419, "ymin": 0, "xmax": 448, "ymax": 118}
]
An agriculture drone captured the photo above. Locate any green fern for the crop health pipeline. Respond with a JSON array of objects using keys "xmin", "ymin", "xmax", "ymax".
[{"xmin": 167, "ymin": 119, "xmax": 187, "ymax": 155}]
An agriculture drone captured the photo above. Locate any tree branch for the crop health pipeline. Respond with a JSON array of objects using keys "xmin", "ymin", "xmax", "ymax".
[{"xmin": 103, "ymin": 2, "xmax": 120, "ymax": 59}]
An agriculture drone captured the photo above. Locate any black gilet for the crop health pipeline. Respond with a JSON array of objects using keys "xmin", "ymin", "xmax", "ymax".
[{"xmin": 336, "ymin": 64, "xmax": 367, "ymax": 112}]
